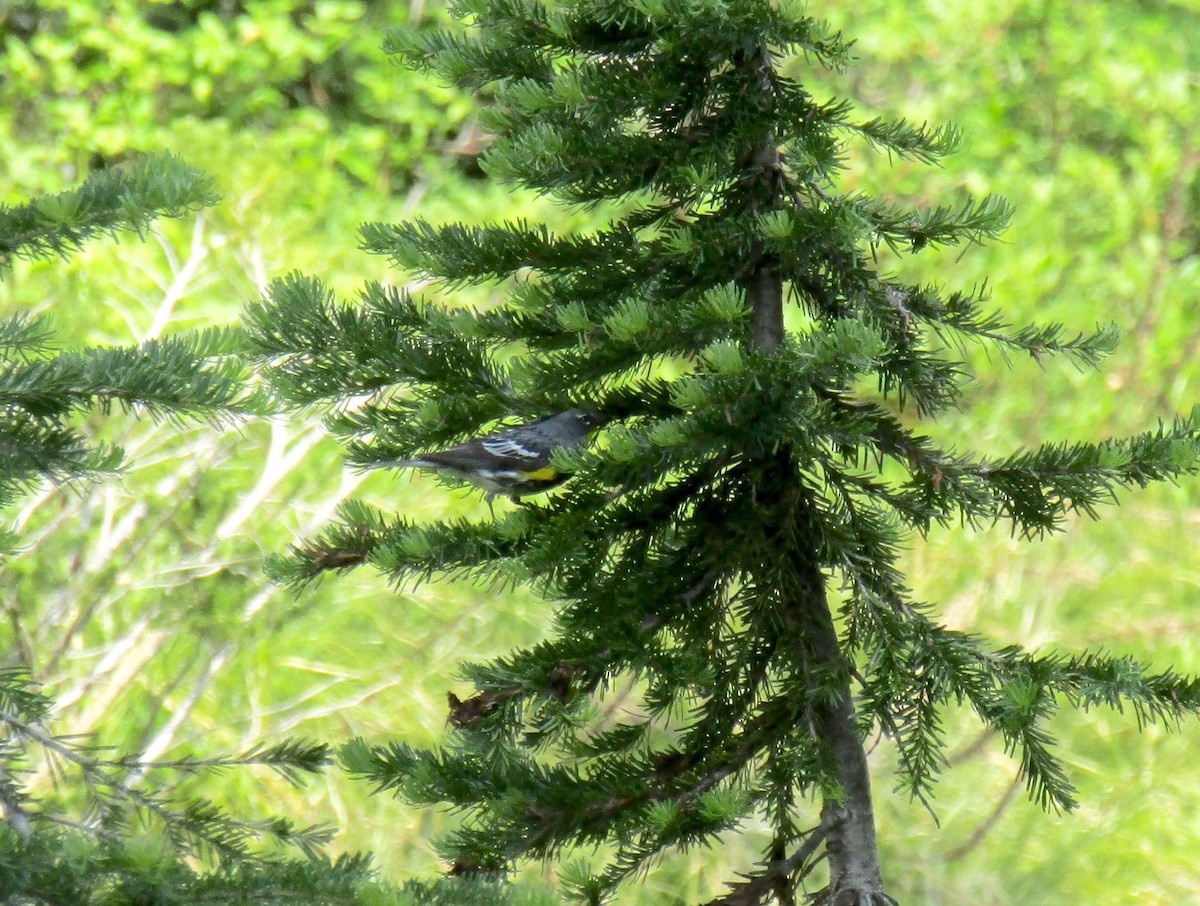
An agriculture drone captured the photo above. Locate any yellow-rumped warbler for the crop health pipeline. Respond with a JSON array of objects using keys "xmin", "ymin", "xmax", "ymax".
[{"xmin": 371, "ymin": 409, "xmax": 604, "ymax": 502}]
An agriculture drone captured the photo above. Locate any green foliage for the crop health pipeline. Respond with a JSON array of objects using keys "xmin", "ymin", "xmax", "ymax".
[
  {"xmin": 3, "ymin": 0, "xmax": 1198, "ymax": 904},
  {"xmin": 0, "ymin": 156, "xmax": 265, "ymax": 548},
  {"xmin": 0, "ymin": 5, "xmax": 516, "ymax": 903},
  {"xmin": 0, "ymin": 826, "xmax": 393, "ymax": 906},
  {"xmin": 799, "ymin": 5, "xmax": 1200, "ymax": 900},
  {"xmin": 810, "ymin": 0, "xmax": 1199, "ymax": 440},
  {"xmin": 247, "ymin": 0, "xmax": 1200, "ymax": 904},
  {"xmin": 0, "ymin": 0, "xmax": 474, "ymax": 197},
  {"xmin": 0, "ymin": 152, "xmax": 219, "ymax": 270},
  {"xmin": 0, "ymin": 667, "xmax": 413, "ymax": 905},
  {"xmin": 0, "ymin": 154, "xmax": 392, "ymax": 904}
]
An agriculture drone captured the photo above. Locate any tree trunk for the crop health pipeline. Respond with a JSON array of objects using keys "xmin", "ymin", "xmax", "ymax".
[
  {"xmin": 787, "ymin": 528, "xmax": 891, "ymax": 906},
  {"xmin": 743, "ymin": 240, "xmax": 892, "ymax": 905}
]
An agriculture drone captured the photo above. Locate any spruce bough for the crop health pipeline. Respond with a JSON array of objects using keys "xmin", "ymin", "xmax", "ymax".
[
  {"xmin": 250, "ymin": 1, "xmax": 1200, "ymax": 902},
  {"xmin": 0, "ymin": 156, "xmax": 383, "ymax": 904}
]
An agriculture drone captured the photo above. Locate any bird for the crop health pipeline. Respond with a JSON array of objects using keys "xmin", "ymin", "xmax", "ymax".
[{"xmin": 368, "ymin": 408, "xmax": 605, "ymax": 506}]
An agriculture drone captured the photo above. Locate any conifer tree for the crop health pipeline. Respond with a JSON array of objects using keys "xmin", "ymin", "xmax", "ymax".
[
  {"xmin": 0, "ymin": 156, "xmax": 407, "ymax": 905},
  {"xmin": 248, "ymin": 1, "xmax": 1200, "ymax": 903},
  {"xmin": 0, "ymin": 153, "xmax": 256, "ymax": 552}
]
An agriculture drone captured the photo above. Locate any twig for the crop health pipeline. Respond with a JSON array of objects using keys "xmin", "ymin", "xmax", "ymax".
[
  {"xmin": 699, "ymin": 819, "xmax": 833, "ymax": 906},
  {"xmin": 849, "ymin": 663, "xmax": 940, "ymax": 827}
]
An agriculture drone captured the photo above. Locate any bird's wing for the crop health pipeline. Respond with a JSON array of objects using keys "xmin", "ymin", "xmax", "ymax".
[
  {"xmin": 481, "ymin": 432, "xmax": 544, "ymax": 461},
  {"xmin": 405, "ymin": 434, "xmax": 547, "ymax": 473}
]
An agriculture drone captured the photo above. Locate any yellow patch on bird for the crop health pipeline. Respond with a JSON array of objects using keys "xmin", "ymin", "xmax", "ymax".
[{"xmin": 522, "ymin": 467, "xmax": 558, "ymax": 481}]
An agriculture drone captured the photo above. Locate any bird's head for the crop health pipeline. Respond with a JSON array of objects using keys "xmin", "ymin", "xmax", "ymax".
[{"xmin": 568, "ymin": 408, "xmax": 608, "ymax": 432}]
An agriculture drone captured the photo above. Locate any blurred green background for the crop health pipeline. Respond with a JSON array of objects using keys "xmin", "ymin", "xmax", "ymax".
[{"xmin": 1, "ymin": 0, "xmax": 1197, "ymax": 903}]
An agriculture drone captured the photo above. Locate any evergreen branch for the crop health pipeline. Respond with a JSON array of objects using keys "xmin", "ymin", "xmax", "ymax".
[
  {"xmin": 829, "ymin": 517, "xmax": 1083, "ymax": 812},
  {"xmin": 238, "ymin": 740, "xmax": 335, "ymax": 787},
  {"xmin": 0, "ymin": 312, "xmax": 56, "ymax": 360},
  {"xmin": 820, "ymin": 461, "xmax": 934, "ymax": 535},
  {"xmin": 857, "ymin": 609, "xmax": 1082, "ymax": 813},
  {"xmin": 370, "ymin": 518, "xmax": 531, "ymax": 590},
  {"xmin": 246, "ymin": 274, "xmax": 511, "ymax": 409},
  {"xmin": 0, "ymin": 830, "xmax": 389, "ymax": 906},
  {"xmin": 818, "ymin": 395, "xmax": 1200, "ymax": 536},
  {"xmin": 843, "ymin": 117, "xmax": 962, "ymax": 165},
  {"xmin": 385, "ymin": 26, "xmax": 555, "ymax": 89},
  {"xmin": 699, "ymin": 820, "xmax": 833, "ymax": 906},
  {"xmin": 480, "ymin": 123, "xmax": 668, "ymax": 201},
  {"xmin": 359, "ymin": 219, "xmax": 647, "ymax": 286},
  {"xmin": 0, "ymin": 706, "xmax": 332, "ymax": 862},
  {"xmin": 849, "ymin": 659, "xmax": 943, "ymax": 822},
  {"xmin": 847, "ymin": 192, "xmax": 1014, "ymax": 253},
  {"xmin": 521, "ymin": 678, "xmax": 832, "ymax": 892},
  {"xmin": 887, "ymin": 282, "xmax": 1120, "ymax": 369},
  {"xmin": 1038, "ymin": 651, "xmax": 1200, "ymax": 729},
  {"xmin": 346, "ymin": 688, "xmax": 777, "ymax": 887},
  {"xmin": 114, "ymin": 739, "xmax": 332, "ymax": 789},
  {"xmin": 946, "ymin": 415, "xmax": 1200, "ymax": 534},
  {"xmin": 459, "ymin": 567, "xmax": 721, "ymax": 713},
  {"xmin": 393, "ymin": 875, "xmax": 559, "ymax": 906},
  {"xmin": 0, "ymin": 152, "xmax": 219, "ymax": 273},
  {"xmin": 0, "ymin": 669, "xmax": 54, "ymax": 723},
  {"xmin": 0, "ymin": 324, "xmax": 262, "ymax": 511},
  {"xmin": 581, "ymin": 789, "xmax": 750, "ymax": 897},
  {"xmin": 0, "ymin": 327, "xmax": 263, "ymax": 423},
  {"xmin": 267, "ymin": 500, "xmax": 394, "ymax": 589},
  {"xmin": 270, "ymin": 500, "xmax": 534, "ymax": 591},
  {"xmin": 0, "ymin": 416, "xmax": 123, "ymax": 509}
]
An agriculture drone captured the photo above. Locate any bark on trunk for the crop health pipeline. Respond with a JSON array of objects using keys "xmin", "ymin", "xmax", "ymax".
[
  {"xmin": 743, "ymin": 235, "xmax": 892, "ymax": 905},
  {"xmin": 748, "ymin": 253, "xmax": 784, "ymax": 352},
  {"xmin": 788, "ymin": 536, "xmax": 890, "ymax": 906}
]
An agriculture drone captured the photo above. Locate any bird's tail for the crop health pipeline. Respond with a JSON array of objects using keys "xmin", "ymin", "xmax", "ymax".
[{"xmin": 361, "ymin": 458, "xmax": 430, "ymax": 471}]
